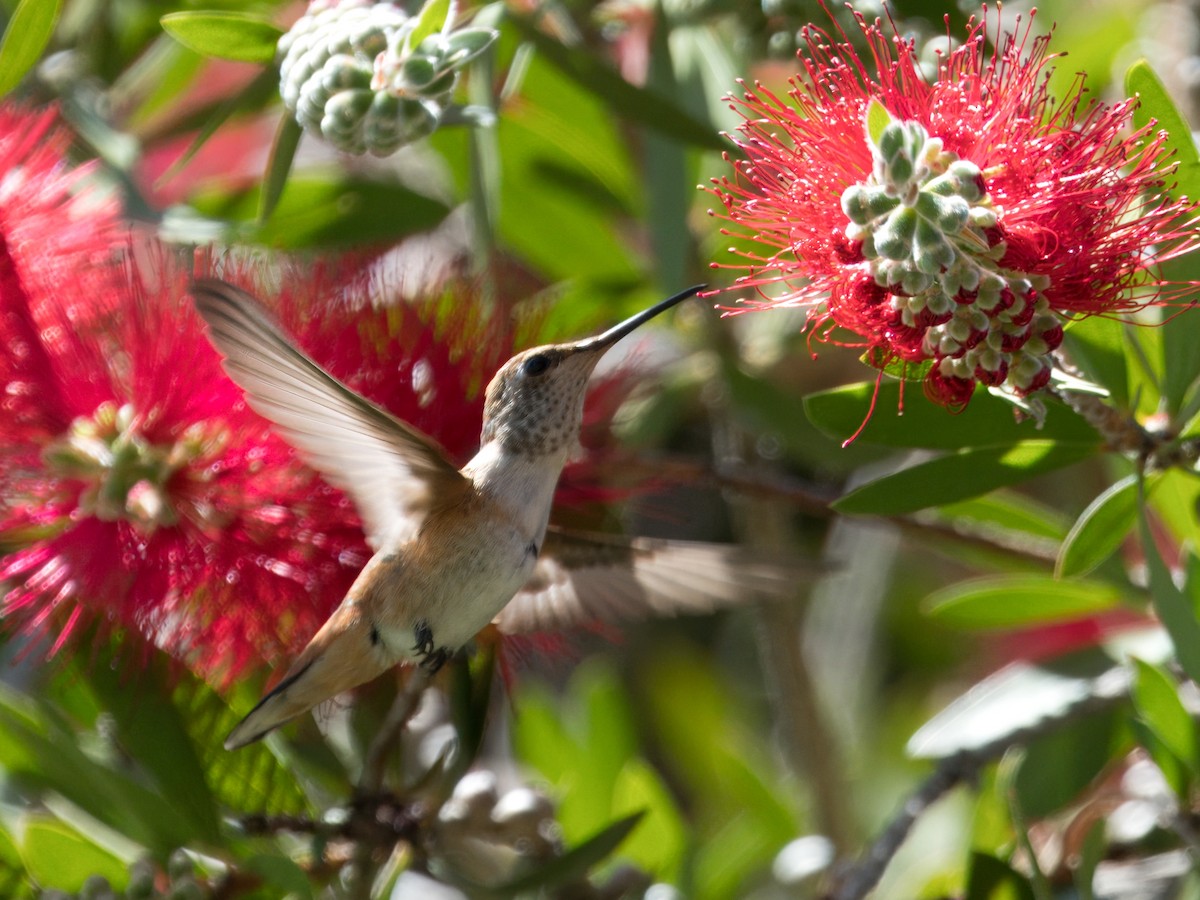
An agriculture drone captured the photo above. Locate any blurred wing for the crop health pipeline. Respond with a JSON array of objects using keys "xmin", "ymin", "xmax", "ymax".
[
  {"xmin": 192, "ymin": 279, "xmax": 468, "ymax": 548},
  {"xmin": 494, "ymin": 527, "xmax": 801, "ymax": 634}
]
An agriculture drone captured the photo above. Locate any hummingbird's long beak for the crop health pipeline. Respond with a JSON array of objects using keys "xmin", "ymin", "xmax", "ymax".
[{"xmin": 575, "ymin": 285, "xmax": 705, "ymax": 353}]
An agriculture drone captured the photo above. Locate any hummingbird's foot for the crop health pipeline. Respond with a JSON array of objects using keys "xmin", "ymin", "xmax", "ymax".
[{"xmin": 413, "ymin": 619, "xmax": 450, "ymax": 673}]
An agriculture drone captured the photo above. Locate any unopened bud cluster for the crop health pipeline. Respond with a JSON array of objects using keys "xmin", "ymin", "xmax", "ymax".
[
  {"xmin": 278, "ymin": 0, "xmax": 497, "ymax": 156},
  {"xmin": 842, "ymin": 113, "xmax": 1063, "ymax": 404},
  {"xmin": 434, "ymin": 770, "xmax": 561, "ymax": 879}
]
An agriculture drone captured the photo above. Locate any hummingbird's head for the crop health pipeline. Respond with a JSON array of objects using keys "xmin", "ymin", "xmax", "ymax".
[{"xmin": 479, "ymin": 286, "xmax": 704, "ymax": 456}]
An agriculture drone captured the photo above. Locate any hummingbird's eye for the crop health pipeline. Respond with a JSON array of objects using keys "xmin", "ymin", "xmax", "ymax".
[{"xmin": 522, "ymin": 354, "xmax": 551, "ymax": 377}]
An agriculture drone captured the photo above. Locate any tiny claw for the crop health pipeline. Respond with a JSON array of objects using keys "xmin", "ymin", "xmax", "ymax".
[{"xmin": 412, "ymin": 619, "xmax": 448, "ymax": 672}]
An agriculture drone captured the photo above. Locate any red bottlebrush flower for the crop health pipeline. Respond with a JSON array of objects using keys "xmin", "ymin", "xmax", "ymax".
[
  {"xmin": 0, "ymin": 248, "xmax": 370, "ymax": 681},
  {"xmin": 709, "ymin": 7, "xmax": 1200, "ymax": 411}
]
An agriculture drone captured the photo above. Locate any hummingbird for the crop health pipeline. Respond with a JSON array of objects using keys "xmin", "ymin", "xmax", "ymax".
[{"xmin": 192, "ymin": 279, "xmax": 790, "ymax": 750}]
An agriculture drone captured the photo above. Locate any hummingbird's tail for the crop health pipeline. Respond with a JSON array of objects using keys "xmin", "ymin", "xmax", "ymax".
[{"xmin": 224, "ymin": 605, "xmax": 393, "ymax": 750}]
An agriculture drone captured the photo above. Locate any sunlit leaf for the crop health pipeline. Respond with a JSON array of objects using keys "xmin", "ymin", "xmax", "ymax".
[
  {"xmin": 1127, "ymin": 60, "xmax": 1200, "ymax": 416},
  {"xmin": 611, "ymin": 760, "xmax": 686, "ymax": 881},
  {"xmin": 833, "ymin": 440, "xmax": 1099, "ymax": 515},
  {"xmin": 160, "ymin": 11, "xmax": 282, "ymax": 64},
  {"xmin": 17, "ymin": 818, "xmax": 127, "ymax": 892},
  {"xmin": 935, "ymin": 492, "xmax": 1069, "ymax": 542},
  {"xmin": 0, "ymin": 0, "xmax": 63, "ymax": 96},
  {"xmin": 406, "ymin": 0, "xmax": 452, "ymax": 52},
  {"xmin": 924, "ymin": 574, "xmax": 1124, "ymax": 630},
  {"xmin": 1131, "ymin": 658, "xmax": 1198, "ymax": 776},
  {"xmin": 1056, "ymin": 475, "xmax": 1143, "ymax": 578},
  {"xmin": 864, "ymin": 98, "xmax": 893, "ymax": 146}
]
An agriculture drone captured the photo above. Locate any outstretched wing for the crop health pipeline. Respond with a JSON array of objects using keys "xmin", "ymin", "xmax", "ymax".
[
  {"xmin": 494, "ymin": 527, "xmax": 800, "ymax": 634},
  {"xmin": 192, "ymin": 279, "xmax": 469, "ymax": 548}
]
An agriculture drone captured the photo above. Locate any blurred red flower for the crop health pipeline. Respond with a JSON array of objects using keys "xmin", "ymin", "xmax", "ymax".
[{"xmin": 709, "ymin": 8, "xmax": 1200, "ymax": 412}]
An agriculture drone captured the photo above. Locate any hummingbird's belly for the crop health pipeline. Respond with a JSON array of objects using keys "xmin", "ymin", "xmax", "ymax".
[{"xmin": 398, "ymin": 519, "xmax": 537, "ymax": 653}]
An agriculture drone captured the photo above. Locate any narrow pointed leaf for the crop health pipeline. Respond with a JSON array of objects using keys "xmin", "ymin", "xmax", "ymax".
[
  {"xmin": 1126, "ymin": 60, "xmax": 1200, "ymax": 415},
  {"xmin": 0, "ymin": 0, "xmax": 63, "ymax": 96},
  {"xmin": 1056, "ymin": 475, "xmax": 1142, "ymax": 578},
  {"xmin": 833, "ymin": 440, "xmax": 1098, "ymax": 516},
  {"xmin": 924, "ymin": 574, "xmax": 1124, "ymax": 630},
  {"xmin": 1131, "ymin": 658, "xmax": 1198, "ymax": 775},
  {"xmin": 160, "ymin": 11, "xmax": 283, "ymax": 64},
  {"xmin": 258, "ymin": 113, "xmax": 303, "ymax": 224},
  {"xmin": 494, "ymin": 811, "xmax": 644, "ymax": 894},
  {"xmin": 1137, "ymin": 476, "xmax": 1200, "ymax": 682}
]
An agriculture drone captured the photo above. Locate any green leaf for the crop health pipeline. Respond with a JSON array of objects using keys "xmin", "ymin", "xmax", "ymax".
[
  {"xmin": 1137, "ymin": 475, "xmax": 1200, "ymax": 683},
  {"xmin": 1063, "ymin": 316, "xmax": 1129, "ymax": 409},
  {"xmin": 493, "ymin": 812, "xmax": 644, "ymax": 894},
  {"xmin": 1013, "ymin": 708, "xmax": 1127, "ymax": 819},
  {"xmin": 924, "ymin": 574, "xmax": 1124, "ymax": 630},
  {"xmin": 173, "ymin": 679, "xmax": 310, "ymax": 816},
  {"xmin": 936, "ymin": 492, "xmax": 1069, "ymax": 542},
  {"xmin": 1126, "ymin": 60, "xmax": 1200, "ymax": 416},
  {"xmin": 1074, "ymin": 820, "xmax": 1105, "ymax": 900},
  {"xmin": 190, "ymin": 174, "xmax": 451, "ymax": 248},
  {"xmin": 1056, "ymin": 475, "xmax": 1143, "ymax": 578},
  {"xmin": 510, "ymin": 15, "xmax": 723, "ymax": 150},
  {"xmin": 245, "ymin": 854, "xmax": 314, "ymax": 899},
  {"xmin": 611, "ymin": 760, "xmax": 686, "ymax": 881},
  {"xmin": 258, "ymin": 113, "xmax": 303, "ymax": 224},
  {"xmin": 0, "ymin": 689, "xmax": 198, "ymax": 856},
  {"xmin": 81, "ymin": 661, "xmax": 221, "ymax": 845},
  {"xmin": 804, "ymin": 381, "xmax": 1100, "ymax": 449},
  {"xmin": 1131, "ymin": 658, "xmax": 1198, "ymax": 775},
  {"xmin": 160, "ymin": 11, "xmax": 283, "ymax": 64},
  {"xmin": 406, "ymin": 0, "xmax": 452, "ymax": 52},
  {"xmin": 965, "ymin": 852, "xmax": 1037, "ymax": 900},
  {"xmin": 864, "ymin": 98, "xmax": 893, "ymax": 147},
  {"xmin": 0, "ymin": 0, "xmax": 62, "ymax": 96},
  {"xmin": 18, "ymin": 818, "xmax": 127, "ymax": 892},
  {"xmin": 833, "ymin": 440, "xmax": 1099, "ymax": 515}
]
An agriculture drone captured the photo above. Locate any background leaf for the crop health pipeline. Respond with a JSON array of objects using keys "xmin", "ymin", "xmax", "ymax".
[
  {"xmin": 924, "ymin": 574, "xmax": 1125, "ymax": 630},
  {"xmin": 160, "ymin": 12, "xmax": 283, "ymax": 64},
  {"xmin": 0, "ymin": 0, "xmax": 63, "ymax": 97}
]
